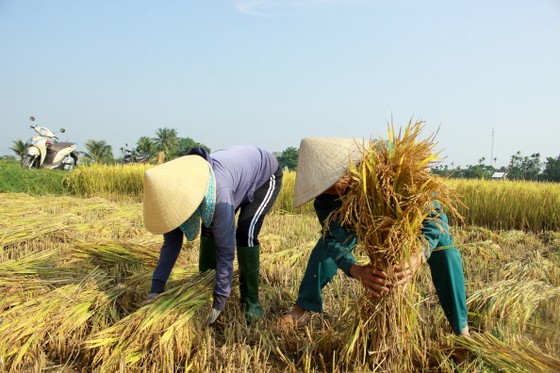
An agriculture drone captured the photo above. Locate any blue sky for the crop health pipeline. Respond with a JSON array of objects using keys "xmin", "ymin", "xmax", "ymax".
[{"xmin": 1, "ymin": 0, "xmax": 559, "ymax": 168}]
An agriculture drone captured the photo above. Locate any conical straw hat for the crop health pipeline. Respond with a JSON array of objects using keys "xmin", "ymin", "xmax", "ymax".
[
  {"xmin": 143, "ymin": 155, "xmax": 210, "ymax": 234},
  {"xmin": 293, "ymin": 137, "xmax": 369, "ymax": 208}
]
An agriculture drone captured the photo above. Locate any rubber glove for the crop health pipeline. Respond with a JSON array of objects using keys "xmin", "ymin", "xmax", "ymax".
[
  {"xmin": 144, "ymin": 293, "xmax": 159, "ymax": 304},
  {"xmin": 206, "ymin": 308, "xmax": 222, "ymax": 325}
]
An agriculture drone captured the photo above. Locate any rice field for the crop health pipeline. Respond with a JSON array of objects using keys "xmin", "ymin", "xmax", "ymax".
[
  {"xmin": 64, "ymin": 165, "xmax": 560, "ymax": 233},
  {"xmin": 1, "ymin": 169, "xmax": 560, "ymax": 372}
]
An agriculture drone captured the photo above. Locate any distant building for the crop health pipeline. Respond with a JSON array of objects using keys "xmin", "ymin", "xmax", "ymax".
[{"xmin": 491, "ymin": 172, "xmax": 507, "ymax": 180}]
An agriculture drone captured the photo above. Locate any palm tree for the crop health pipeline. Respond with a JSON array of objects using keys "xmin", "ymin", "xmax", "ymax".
[
  {"xmin": 10, "ymin": 139, "xmax": 28, "ymax": 161},
  {"xmin": 83, "ymin": 140, "xmax": 114, "ymax": 164},
  {"xmin": 136, "ymin": 136, "xmax": 157, "ymax": 163},
  {"xmin": 152, "ymin": 128, "xmax": 178, "ymax": 164}
]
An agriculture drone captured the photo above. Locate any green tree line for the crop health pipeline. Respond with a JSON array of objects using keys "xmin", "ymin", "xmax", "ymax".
[
  {"xmin": 431, "ymin": 152, "xmax": 560, "ymax": 181},
  {"xmin": 8, "ymin": 130, "xmax": 560, "ymax": 181}
]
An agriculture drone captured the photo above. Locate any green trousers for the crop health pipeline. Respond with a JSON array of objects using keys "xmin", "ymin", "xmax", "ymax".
[
  {"xmin": 427, "ymin": 246, "xmax": 469, "ymax": 334},
  {"xmin": 295, "ymin": 236, "xmax": 342, "ymax": 314}
]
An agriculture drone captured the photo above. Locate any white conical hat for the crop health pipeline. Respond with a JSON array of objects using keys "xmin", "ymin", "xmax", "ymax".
[
  {"xmin": 293, "ymin": 137, "xmax": 369, "ymax": 208},
  {"xmin": 143, "ymin": 155, "xmax": 210, "ymax": 234}
]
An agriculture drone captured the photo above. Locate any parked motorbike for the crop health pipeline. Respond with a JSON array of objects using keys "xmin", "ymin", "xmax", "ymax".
[
  {"xmin": 22, "ymin": 116, "xmax": 79, "ymax": 171},
  {"xmin": 122, "ymin": 144, "xmax": 149, "ymax": 164}
]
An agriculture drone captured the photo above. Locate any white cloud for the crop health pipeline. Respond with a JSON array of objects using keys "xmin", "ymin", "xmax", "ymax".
[{"xmin": 234, "ymin": 0, "xmax": 371, "ymax": 17}]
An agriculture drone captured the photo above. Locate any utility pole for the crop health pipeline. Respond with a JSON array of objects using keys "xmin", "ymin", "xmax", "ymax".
[{"xmin": 490, "ymin": 128, "xmax": 495, "ymax": 168}]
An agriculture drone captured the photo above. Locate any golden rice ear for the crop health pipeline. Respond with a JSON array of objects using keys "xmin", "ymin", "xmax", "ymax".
[{"xmin": 333, "ymin": 119, "xmax": 461, "ymax": 266}]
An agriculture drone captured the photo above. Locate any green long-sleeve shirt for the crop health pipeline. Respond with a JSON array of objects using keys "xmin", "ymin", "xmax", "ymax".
[
  {"xmin": 313, "ymin": 194, "xmax": 358, "ymax": 276},
  {"xmin": 316, "ymin": 194, "xmax": 451, "ymax": 272}
]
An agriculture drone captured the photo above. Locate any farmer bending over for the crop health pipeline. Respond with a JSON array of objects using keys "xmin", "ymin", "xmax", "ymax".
[
  {"xmin": 278, "ymin": 138, "xmax": 469, "ymax": 336},
  {"xmin": 143, "ymin": 146, "xmax": 282, "ymax": 324}
]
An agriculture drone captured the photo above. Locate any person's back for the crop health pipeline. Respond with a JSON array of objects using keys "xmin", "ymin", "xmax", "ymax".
[{"xmin": 210, "ymin": 145, "xmax": 279, "ymax": 208}]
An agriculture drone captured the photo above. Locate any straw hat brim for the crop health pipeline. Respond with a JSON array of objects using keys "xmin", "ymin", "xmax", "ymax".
[
  {"xmin": 143, "ymin": 155, "xmax": 210, "ymax": 234},
  {"xmin": 293, "ymin": 137, "xmax": 369, "ymax": 208}
]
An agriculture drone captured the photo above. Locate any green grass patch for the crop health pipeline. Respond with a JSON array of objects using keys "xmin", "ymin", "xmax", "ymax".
[{"xmin": 0, "ymin": 159, "xmax": 69, "ymax": 195}]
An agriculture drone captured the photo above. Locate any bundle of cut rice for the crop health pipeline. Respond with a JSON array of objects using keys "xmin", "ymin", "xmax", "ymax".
[{"xmin": 334, "ymin": 120, "xmax": 461, "ymax": 370}]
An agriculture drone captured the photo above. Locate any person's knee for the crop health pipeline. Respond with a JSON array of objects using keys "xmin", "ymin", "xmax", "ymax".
[
  {"xmin": 201, "ymin": 226, "xmax": 214, "ymax": 239},
  {"xmin": 236, "ymin": 231, "xmax": 252, "ymax": 247}
]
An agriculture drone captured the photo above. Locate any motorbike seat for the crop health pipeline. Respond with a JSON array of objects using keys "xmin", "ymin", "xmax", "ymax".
[{"xmin": 49, "ymin": 142, "xmax": 74, "ymax": 151}]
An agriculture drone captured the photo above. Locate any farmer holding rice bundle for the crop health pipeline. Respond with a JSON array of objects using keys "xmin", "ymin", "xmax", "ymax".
[
  {"xmin": 143, "ymin": 146, "xmax": 282, "ymax": 324},
  {"xmin": 279, "ymin": 133, "xmax": 469, "ymax": 336}
]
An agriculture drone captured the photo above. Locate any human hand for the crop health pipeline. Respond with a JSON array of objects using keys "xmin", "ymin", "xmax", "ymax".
[
  {"xmin": 391, "ymin": 252, "xmax": 424, "ymax": 288},
  {"xmin": 350, "ymin": 264, "xmax": 392, "ymax": 298}
]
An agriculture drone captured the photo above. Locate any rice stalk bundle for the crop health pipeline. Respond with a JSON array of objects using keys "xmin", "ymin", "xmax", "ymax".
[
  {"xmin": 0, "ymin": 249, "xmax": 59, "ymax": 275},
  {"xmin": 0, "ymin": 250, "xmax": 61, "ymax": 310},
  {"xmin": 0, "ymin": 248, "xmax": 101, "ymax": 313},
  {"xmin": 502, "ymin": 250, "xmax": 559, "ymax": 284},
  {"xmin": 72, "ymin": 241, "xmax": 159, "ymax": 271},
  {"xmin": 0, "ymin": 213, "xmax": 75, "ymax": 248},
  {"xmin": 0, "ymin": 269, "xmax": 122, "ymax": 372},
  {"xmin": 334, "ymin": 120, "xmax": 462, "ymax": 370},
  {"xmin": 451, "ymin": 332, "xmax": 560, "ymax": 373},
  {"xmin": 467, "ymin": 279, "xmax": 560, "ymax": 332},
  {"xmin": 0, "ymin": 193, "xmax": 134, "ymax": 248},
  {"xmin": 85, "ymin": 270, "xmax": 215, "ymax": 372}
]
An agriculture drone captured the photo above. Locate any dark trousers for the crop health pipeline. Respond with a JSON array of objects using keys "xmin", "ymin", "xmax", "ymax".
[{"xmin": 202, "ymin": 166, "xmax": 283, "ymax": 247}]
